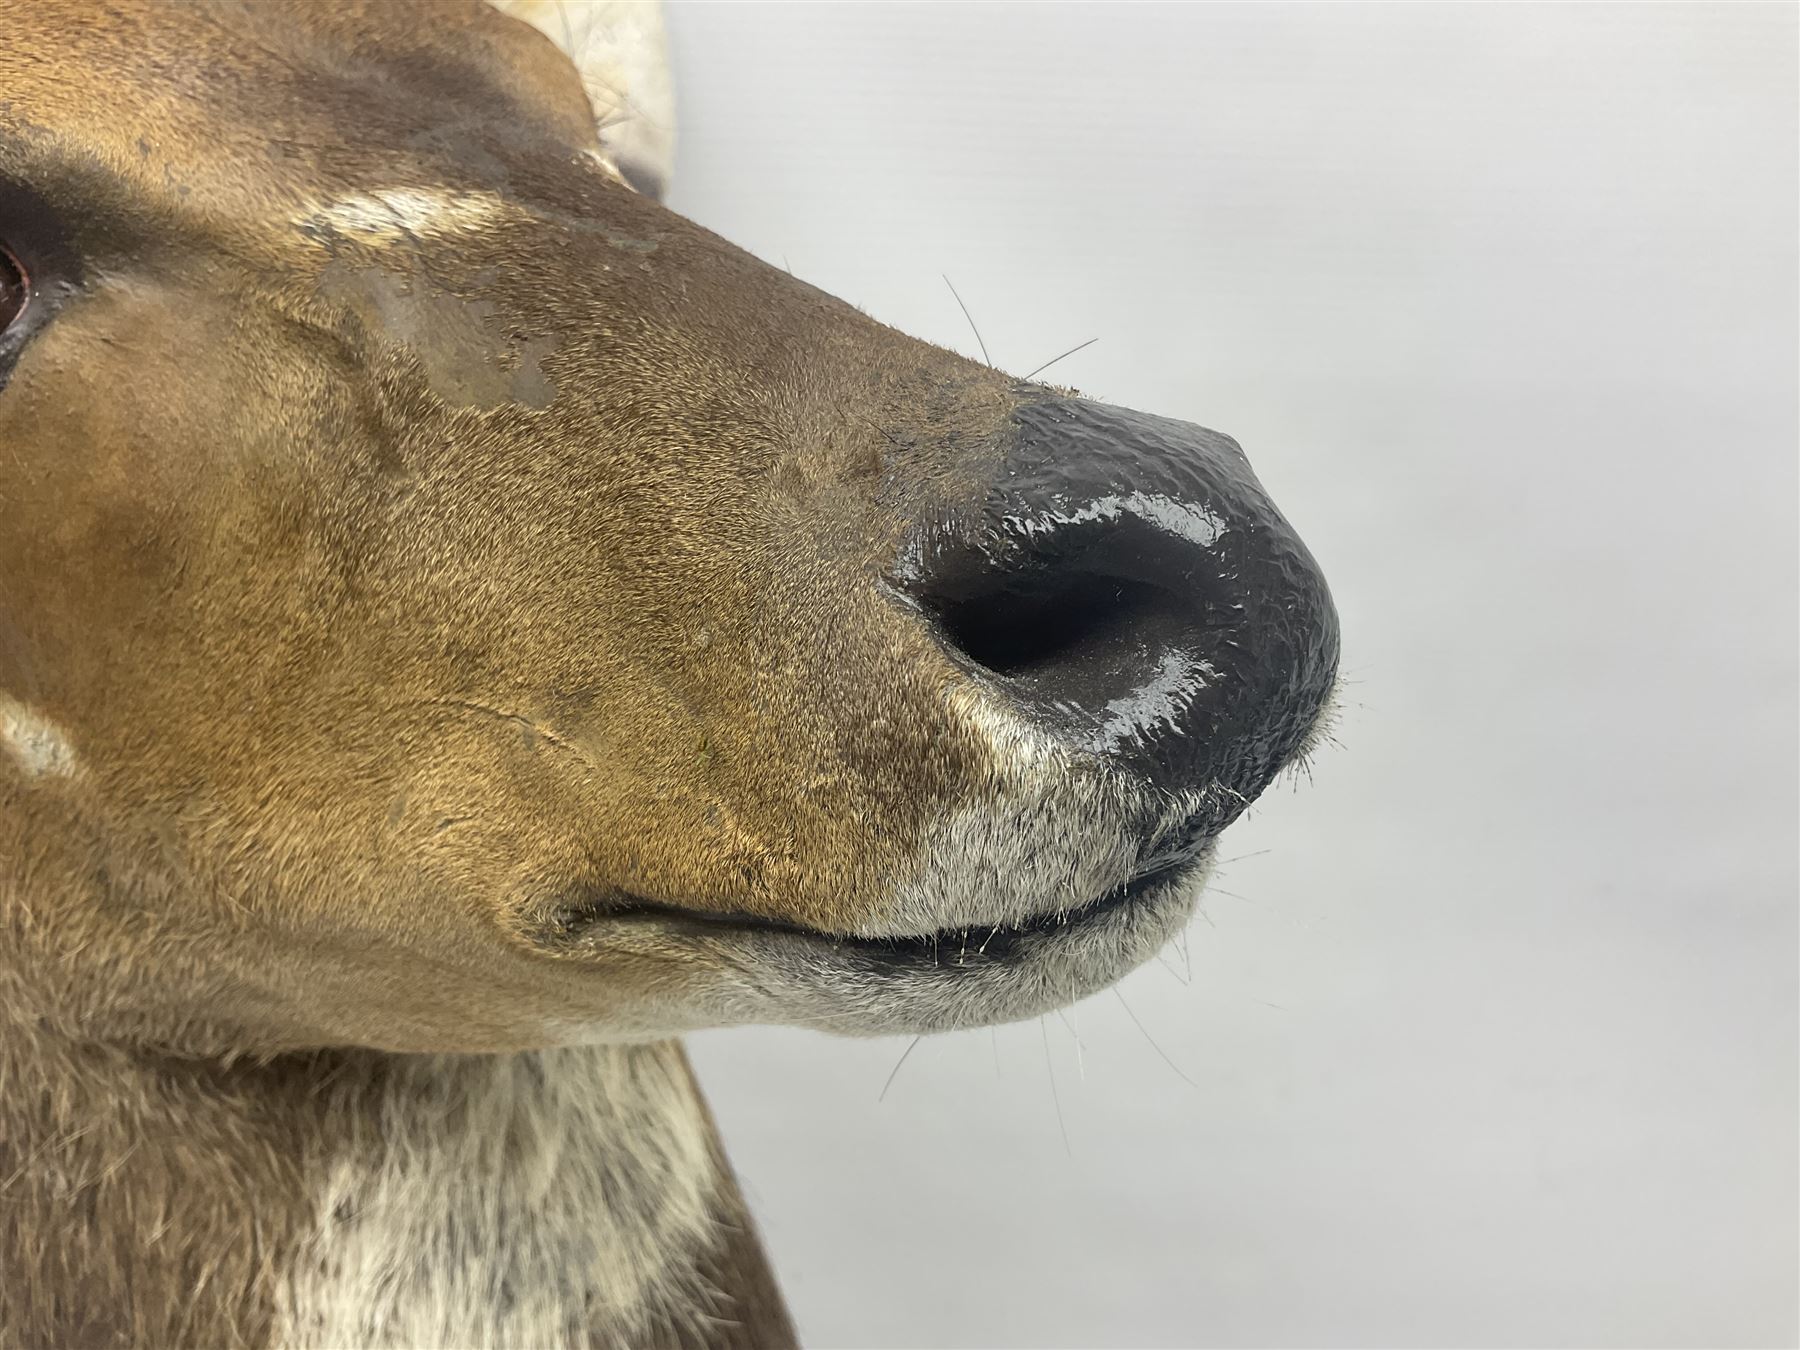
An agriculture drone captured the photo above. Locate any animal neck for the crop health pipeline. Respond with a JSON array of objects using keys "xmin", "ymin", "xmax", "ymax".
[{"xmin": 0, "ymin": 1024, "xmax": 794, "ymax": 1349}]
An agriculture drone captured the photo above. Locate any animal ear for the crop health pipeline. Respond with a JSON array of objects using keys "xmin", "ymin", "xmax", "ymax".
[{"xmin": 488, "ymin": 0, "xmax": 676, "ymax": 199}]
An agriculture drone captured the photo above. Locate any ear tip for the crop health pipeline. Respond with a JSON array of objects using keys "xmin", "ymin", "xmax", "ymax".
[
  {"xmin": 614, "ymin": 155, "xmax": 669, "ymax": 203},
  {"xmin": 489, "ymin": 0, "xmax": 678, "ymax": 197}
]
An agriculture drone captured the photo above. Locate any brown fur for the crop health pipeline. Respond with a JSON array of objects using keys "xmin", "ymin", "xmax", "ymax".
[
  {"xmin": 663, "ymin": 1055, "xmax": 801, "ymax": 1350},
  {"xmin": 0, "ymin": 0, "xmax": 1021, "ymax": 1341},
  {"xmin": 0, "ymin": 1, "xmax": 1297, "ymax": 1344},
  {"xmin": 0, "ymin": 0, "xmax": 1015, "ymax": 1058},
  {"xmin": 0, "ymin": 1007, "xmax": 794, "ymax": 1347}
]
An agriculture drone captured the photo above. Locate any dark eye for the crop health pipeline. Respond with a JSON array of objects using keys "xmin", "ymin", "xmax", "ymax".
[{"xmin": 0, "ymin": 243, "xmax": 26, "ymax": 330}]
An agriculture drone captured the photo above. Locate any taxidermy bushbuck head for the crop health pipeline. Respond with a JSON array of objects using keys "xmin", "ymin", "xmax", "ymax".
[{"xmin": 0, "ymin": 1, "xmax": 1339, "ymax": 1344}]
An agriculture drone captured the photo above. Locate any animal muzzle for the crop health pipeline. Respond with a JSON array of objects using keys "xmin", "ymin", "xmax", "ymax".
[{"xmin": 895, "ymin": 396, "xmax": 1340, "ymax": 860}]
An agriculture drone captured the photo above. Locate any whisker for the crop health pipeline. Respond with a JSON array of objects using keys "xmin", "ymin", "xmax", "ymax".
[
  {"xmin": 1113, "ymin": 987, "xmax": 1201, "ymax": 1092},
  {"xmin": 1039, "ymin": 1017, "xmax": 1072, "ymax": 1155},
  {"xmin": 942, "ymin": 274, "xmax": 992, "ymax": 367},
  {"xmin": 877, "ymin": 1035, "xmax": 923, "ymax": 1102},
  {"xmin": 1022, "ymin": 336, "xmax": 1098, "ymax": 382},
  {"xmin": 1215, "ymin": 849, "xmax": 1271, "ymax": 867},
  {"xmin": 1156, "ymin": 950, "xmax": 1192, "ymax": 985}
]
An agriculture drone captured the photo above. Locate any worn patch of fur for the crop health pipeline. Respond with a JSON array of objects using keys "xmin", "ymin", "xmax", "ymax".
[{"xmin": 0, "ymin": 695, "xmax": 79, "ymax": 777}]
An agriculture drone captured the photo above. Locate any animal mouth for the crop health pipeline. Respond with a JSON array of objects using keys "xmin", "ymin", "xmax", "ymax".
[{"xmin": 590, "ymin": 853, "xmax": 1200, "ymax": 970}]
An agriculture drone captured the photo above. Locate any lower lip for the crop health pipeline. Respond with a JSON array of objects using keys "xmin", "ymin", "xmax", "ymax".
[{"xmin": 783, "ymin": 856, "xmax": 1196, "ymax": 969}]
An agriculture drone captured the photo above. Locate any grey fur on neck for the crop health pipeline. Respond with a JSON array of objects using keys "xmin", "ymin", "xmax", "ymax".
[
  {"xmin": 283, "ymin": 1043, "xmax": 721, "ymax": 1347},
  {"xmin": 0, "ymin": 1027, "xmax": 796, "ymax": 1349}
]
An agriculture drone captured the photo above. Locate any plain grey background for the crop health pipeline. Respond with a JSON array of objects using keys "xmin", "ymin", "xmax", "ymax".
[{"xmin": 660, "ymin": 4, "xmax": 1799, "ymax": 1347}]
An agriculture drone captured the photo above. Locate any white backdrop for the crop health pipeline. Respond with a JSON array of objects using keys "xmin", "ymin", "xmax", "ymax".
[{"xmin": 662, "ymin": 5, "xmax": 1799, "ymax": 1347}]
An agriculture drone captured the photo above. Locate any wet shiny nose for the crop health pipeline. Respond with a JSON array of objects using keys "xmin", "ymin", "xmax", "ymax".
[{"xmin": 897, "ymin": 397, "xmax": 1340, "ymax": 830}]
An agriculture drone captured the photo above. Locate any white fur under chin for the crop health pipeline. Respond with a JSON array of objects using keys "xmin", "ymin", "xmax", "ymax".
[{"xmin": 280, "ymin": 1044, "xmax": 719, "ymax": 1349}]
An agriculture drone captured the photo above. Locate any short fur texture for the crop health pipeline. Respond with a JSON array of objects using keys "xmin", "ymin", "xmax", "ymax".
[
  {"xmin": 0, "ymin": 1013, "xmax": 793, "ymax": 1347},
  {"xmin": 1, "ymin": 3, "xmax": 810, "ymax": 1342},
  {"xmin": 0, "ymin": 1, "xmax": 1333, "ymax": 1343},
  {"xmin": 281, "ymin": 1044, "xmax": 776, "ymax": 1349}
]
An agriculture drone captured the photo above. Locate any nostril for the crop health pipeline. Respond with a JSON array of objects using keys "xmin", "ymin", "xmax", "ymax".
[
  {"xmin": 929, "ymin": 571, "xmax": 1190, "ymax": 680},
  {"xmin": 909, "ymin": 506, "xmax": 1233, "ymax": 770}
]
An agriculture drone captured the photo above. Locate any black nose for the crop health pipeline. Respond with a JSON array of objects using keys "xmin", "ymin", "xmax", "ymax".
[{"xmin": 896, "ymin": 397, "xmax": 1339, "ymax": 831}]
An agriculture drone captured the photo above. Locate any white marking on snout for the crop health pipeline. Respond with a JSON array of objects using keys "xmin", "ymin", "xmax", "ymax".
[
  {"xmin": 0, "ymin": 697, "xmax": 79, "ymax": 778},
  {"xmin": 301, "ymin": 189, "xmax": 517, "ymax": 245},
  {"xmin": 870, "ymin": 682, "xmax": 1142, "ymax": 940},
  {"xmin": 950, "ymin": 678, "xmax": 1069, "ymax": 782}
]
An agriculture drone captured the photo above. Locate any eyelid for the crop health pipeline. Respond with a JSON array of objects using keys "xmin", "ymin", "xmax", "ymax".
[
  {"xmin": 1, "ymin": 240, "xmax": 30, "ymax": 329},
  {"xmin": 0, "ymin": 171, "xmax": 85, "ymax": 290},
  {"xmin": 0, "ymin": 179, "xmax": 86, "ymax": 386}
]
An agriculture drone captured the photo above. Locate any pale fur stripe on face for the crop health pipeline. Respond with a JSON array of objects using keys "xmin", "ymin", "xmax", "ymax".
[{"xmin": 489, "ymin": 0, "xmax": 677, "ymax": 197}]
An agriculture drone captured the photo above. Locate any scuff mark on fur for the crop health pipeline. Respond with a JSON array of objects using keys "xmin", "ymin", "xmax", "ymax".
[
  {"xmin": 300, "ymin": 188, "xmax": 519, "ymax": 246},
  {"xmin": 0, "ymin": 697, "xmax": 78, "ymax": 777}
]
